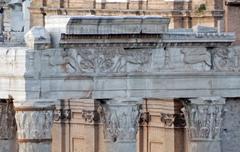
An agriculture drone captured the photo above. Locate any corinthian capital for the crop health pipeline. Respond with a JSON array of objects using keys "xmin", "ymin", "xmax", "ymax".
[{"xmin": 182, "ymin": 97, "xmax": 225, "ymax": 140}]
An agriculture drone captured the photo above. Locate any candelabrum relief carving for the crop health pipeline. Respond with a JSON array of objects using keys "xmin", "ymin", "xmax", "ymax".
[
  {"xmin": 42, "ymin": 46, "xmax": 240, "ymax": 75},
  {"xmin": 100, "ymin": 99, "xmax": 141, "ymax": 142},
  {"xmin": 42, "ymin": 47, "xmax": 152, "ymax": 74},
  {"xmin": 213, "ymin": 47, "xmax": 240, "ymax": 72},
  {"xmin": 181, "ymin": 97, "xmax": 225, "ymax": 140}
]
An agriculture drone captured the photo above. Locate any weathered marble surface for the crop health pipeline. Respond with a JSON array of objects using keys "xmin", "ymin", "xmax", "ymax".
[
  {"xmin": 1, "ymin": 40, "xmax": 240, "ymax": 101},
  {"xmin": 221, "ymin": 98, "xmax": 240, "ymax": 152},
  {"xmin": 101, "ymin": 99, "xmax": 141, "ymax": 143},
  {"xmin": 0, "ymin": 140, "xmax": 16, "ymax": 152},
  {"xmin": 14, "ymin": 100, "xmax": 55, "ymax": 152}
]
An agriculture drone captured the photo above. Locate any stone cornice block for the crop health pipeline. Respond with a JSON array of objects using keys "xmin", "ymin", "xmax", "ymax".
[
  {"xmin": 66, "ymin": 16, "xmax": 170, "ymax": 35},
  {"xmin": 24, "ymin": 26, "xmax": 51, "ymax": 50}
]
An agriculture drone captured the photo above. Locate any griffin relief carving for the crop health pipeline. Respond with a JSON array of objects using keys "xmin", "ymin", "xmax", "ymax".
[
  {"xmin": 181, "ymin": 48, "xmax": 211, "ymax": 69},
  {"xmin": 44, "ymin": 47, "xmax": 152, "ymax": 74}
]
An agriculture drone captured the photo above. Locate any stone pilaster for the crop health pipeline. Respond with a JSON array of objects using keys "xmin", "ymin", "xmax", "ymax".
[
  {"xmin": 14, "ymin": 100, "xmax": 55, "ymax": 152},
  {"xmin": 52, "ymin": 99, "xmax": 103, "ymax": 152},
  {"xmin": 101, "ymin": 98, "xmax": 141, "ymax": 152},
  {"xmin": 138, "ymin": 99, "xmax": 186, "ymax": 152},
  {"xmin": 182, "ymin": 97, "xmax": 225, "ymax": 152},
  {"xmin": 0, "ymin": 98, "xmax": 17, "ymax": 152}
]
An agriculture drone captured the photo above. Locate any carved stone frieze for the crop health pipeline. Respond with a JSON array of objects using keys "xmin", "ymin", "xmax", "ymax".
[
  {"xmin": 41, "ymin": 46, "xmax": 240, "ymax": 75},
  {"xmin": 43, "ymin": 48, "xmax": 152, "ymax": 74},
  {"xmin": 182, "ymin": 97, "xmax": 225, "ymax": 140},
  {"xmin": 181, "ymin": 48, "xmax": 210, "ymax": 66},
  {"xmin": 181, "ymin": 48, "xmax": 211, "ymax": 71},
  {"xmin": 100, "ymin": 100, "xmax": 140, "ymax": 142}
]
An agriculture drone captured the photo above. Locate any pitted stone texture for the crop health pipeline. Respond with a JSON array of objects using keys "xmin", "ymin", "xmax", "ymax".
[
  {"xmin": 18, "ymin": 143, "xmax": 51, "ymax": 152},
  {"xmin": 221, "ymin": 98, "xmax": 240, "ymax": 152},
  {"xmin": 24, "ymin": 26, "xmax": 51, "ymax": 50},
  {"xmin": 0, "ymin": 140, "xmax": 16, "ymax": 152}
]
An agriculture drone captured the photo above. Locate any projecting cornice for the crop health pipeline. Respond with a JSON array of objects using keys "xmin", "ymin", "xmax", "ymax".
[
  {"xmin": 59, "ymin": 16, "xmax": 235, "ymax": 48},
  {"xmin": 225, "ymin": 0, "xmax": 240, "ymax": 6}
]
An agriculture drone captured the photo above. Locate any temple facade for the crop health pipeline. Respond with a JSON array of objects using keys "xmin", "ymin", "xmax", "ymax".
[
  {"xmin": 0, "ymin": 15, "xmax": 240, "ymax": 152},
  {"xmin": 0, "ymin": 1, "xmax": 240, "ymax": 152}
]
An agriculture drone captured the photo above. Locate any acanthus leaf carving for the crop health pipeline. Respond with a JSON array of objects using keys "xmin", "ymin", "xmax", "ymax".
[
  {"xmin": 182, "ymin": 98, "xmax": 225, "ymax": 140},
  {"xmin": 100, "ymin": 101, "xmax": 140, "ymax": 142}
]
